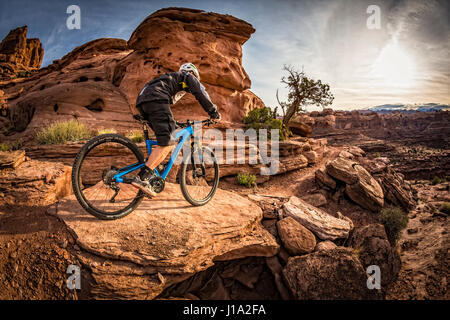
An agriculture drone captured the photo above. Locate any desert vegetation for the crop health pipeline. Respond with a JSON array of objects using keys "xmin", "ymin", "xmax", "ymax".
[
  {"xmin": 125, "ymin": 130, "xmax": 145, "ymax": 143},
  {"xmin": 96, "ymin": 128, "xmax": 117, "ymax": 135},
  {"xmin": 236, "ymin": 172, "xmax": 257, "ymax": 188},
  {"xmin": 275, "ymin": 65, "xmax": 334, "ymax": 128},
  {"xmin": 243, "ymin": 106, "xmax": 286, "ymax": 140},
  {"xmin": 36, "ymin": 119, "xmax": 92, "ymax": 145},
  {"xmin": 379, "ymin": 206, "xmax": 409, "ymax": 244}
]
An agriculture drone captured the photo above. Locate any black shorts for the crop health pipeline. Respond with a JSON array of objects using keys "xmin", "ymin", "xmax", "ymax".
[{"xmin": 137, "ymin": 101, "xmax": 176, "ymax": 146}]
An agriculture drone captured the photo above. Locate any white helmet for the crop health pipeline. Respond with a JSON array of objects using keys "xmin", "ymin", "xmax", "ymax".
[{"xmin": 179, "ymin": 62, "xmax": 200, "ymax": 80}]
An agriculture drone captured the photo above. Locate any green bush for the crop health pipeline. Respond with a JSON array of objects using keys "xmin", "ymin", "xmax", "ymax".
[
  {"xmin": 380, "ymin": 207, "xmax": 409, "ymax": 244},
  {"xmin": 236, "ymin": 172, "xmax": 257, "ymax": 188},
  {"xmin": 36, "ymin": 119, "xmax": 92, "ymax": 145},
  {"xmin": 0, "ymin": 143, "xmax": 8, "ymax": 151},
  {"xmin": 439, "ymin": 203, "xmax": 450, "ymax": 215},
  {"xmin": 243, "ymin": 106, "xmax": 287, "ymax": 140},
  {"xmin": 126, "ymin": 130, "xmax": 144, "ymax": 143},
  {"xmin": 431, "ymin": 176, "xmax": 442, "ymax": 185},
  {"xmin": 375, "ymin": 152, "xmax": 380, "ymax": 158}
]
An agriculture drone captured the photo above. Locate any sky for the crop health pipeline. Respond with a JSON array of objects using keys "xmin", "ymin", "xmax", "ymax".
[{"xmin": 0, "ymin": 0, "xmax": 449, "ymax": 110}]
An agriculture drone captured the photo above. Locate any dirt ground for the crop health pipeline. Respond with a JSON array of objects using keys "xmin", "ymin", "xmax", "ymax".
[{"xmin": 0, "ymin": 203, "xmax": 80, "ymax": 299}]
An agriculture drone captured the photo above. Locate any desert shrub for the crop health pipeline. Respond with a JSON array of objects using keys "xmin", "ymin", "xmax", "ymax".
[
  {"xmin": 380, "ymin": 207, "xmax": 409, "ymax": 244},
  {"xmin": 375, "ymin": 152, "xmax": 380, "ymax": 158},
  {"xmin": 439, "ymin": 203, "xmax": 450, "ymax": 215},
  {"xmin": 36, "ymin": 119, "xmax": 92, "ymax": 145},
  {"xmin": 126, "ymin": 130, "xmax": 144, "ymax": 143},
  {"xmin": 0, "ymin": 139, "xmax": 23, "ymax": 151},
  {"xmin": 431, "ymin": 176, "xmax": 441, "ymax": 185},
  {"xmin": 97, "ymin": 128, "xmax": 117, "ymax": 135},
  {"xmin": 236, "ymin": 172, "xmax": 257, "ymax": 188},
  {"xmin": 16, "ymin": 70, "xmax": 32, "ymax": 78},
  {"xmin": 243, "ymin": 106, "xmax": 287, "ymax": 140}
]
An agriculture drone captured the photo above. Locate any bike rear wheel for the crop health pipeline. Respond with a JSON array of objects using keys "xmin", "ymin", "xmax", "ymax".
[
  {"xmin": 179, "ymin": 145, "xmax": 219, "ymax": 206},
  {"xmin": 72, "ymin": 134, "xmax": 145, "ymax": 220}
]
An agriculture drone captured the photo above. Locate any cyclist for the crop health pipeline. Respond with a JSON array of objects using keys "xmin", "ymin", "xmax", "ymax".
[{"xmin": 131, "ymin": 62, "xmax": 221, "ymax": 197}]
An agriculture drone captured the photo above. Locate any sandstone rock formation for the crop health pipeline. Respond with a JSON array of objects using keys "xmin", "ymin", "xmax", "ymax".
[
  {"xmin": 55, "ymin": 182, "xmax": 278, "ymax": 299},
  {"xmin": 276, "ymin": 216, "xmax": 316, "ymax": 255},
  {"xmin": 0, "ymin": 26, "xmax": 44, "ymax": 80},
  {"xmin": 0, "ymin": 150, "xmax": 26, "ymax": 169},
  {"xmin": 282, "ymin": 247, "xmax": 381, "ymax": 299},
  {"xmin": 0, "ymin": 157, "xmax": 72, "ymax": 206},
  {"xmin": 349, "ymin": 224, "xmax": 401, "ymax": 287},
  {"xmin": 288, "ymin": 114, "xmax": 314, "ymax": 137},
  {"xmin": 314, "ymin": 240, "xmax": 337, "ymax": 252},
  {"xmin": 282, "ymin": 196, "xmax": 353, "ymax": 240},
  {"xmin": 315, "ymin": 167, "xmax": 336, "ymax": 190},
  {"xmin": 0, "ymin": 8, "xmax": 264, "ymax": 143},
  {"xmin": 326, "ymin": 157, "xmax": 384, "ymax": 212},
  {"xmin": 122, "ymin": 8, "xmax": 263, "ymax": 123}
]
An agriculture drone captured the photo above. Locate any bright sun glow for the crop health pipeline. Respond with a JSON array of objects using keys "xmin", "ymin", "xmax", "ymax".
[{"xmin": 371, "ymin": 38, "xmax": 416, "ymax": 87}]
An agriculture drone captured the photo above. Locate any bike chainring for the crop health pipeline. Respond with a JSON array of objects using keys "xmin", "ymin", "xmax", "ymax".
[{"xmin": 149, "ymin": 176, "xmax": 165, "ymax": 193}]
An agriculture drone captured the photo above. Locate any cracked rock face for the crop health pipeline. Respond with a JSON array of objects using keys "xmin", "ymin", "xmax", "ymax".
[
  {"xmin": 56, "ymin": 182, "xmax": 278, "ymax": 299},
  {"xmin": 0, "ymin": 158, "xmax": 72, "ymax": 206},
  {"xmin": 326, "ymin": 157, "xmax": 384, "ymax": 212},
  {"xmin": 349, "ymin": 224, "xmax": 401, "ymax": 288},
  {"xmin": 282, "ymin": 247, "xmax": 382, "ymax": 300},
  {"xmin": 282, "ymin": 196, "xmax": 353, "ymax": 240}
]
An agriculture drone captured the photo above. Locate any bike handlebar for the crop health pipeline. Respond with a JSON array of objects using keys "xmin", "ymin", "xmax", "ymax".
[{"xmin": 175, "ymin": 119, "xmax": 217, "ymax": 128}]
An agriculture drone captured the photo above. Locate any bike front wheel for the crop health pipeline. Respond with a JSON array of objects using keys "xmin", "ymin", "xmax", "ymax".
[
  {"xmin": 72, "ymin": 134, "xmax": 145, "ymax": 220},
  {"xmin": 179, "ymin": 145, "xmax": 219, "ymax": 206}
]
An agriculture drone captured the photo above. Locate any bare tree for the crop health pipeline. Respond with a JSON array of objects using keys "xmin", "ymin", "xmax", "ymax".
[{"xmin": 277, "ymin": 65, "xmax": 334, "ymax": 127}]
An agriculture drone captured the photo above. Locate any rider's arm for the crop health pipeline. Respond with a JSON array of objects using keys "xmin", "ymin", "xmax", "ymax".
[{"xmin": 185, "ymin": 73, "xmax": 218, "ymax": 117}]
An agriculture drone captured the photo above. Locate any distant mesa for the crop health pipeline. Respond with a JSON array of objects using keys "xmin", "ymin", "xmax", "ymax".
[{"xmin": 367, "ymin": 103, "xmax": 450, "ymax": 113}]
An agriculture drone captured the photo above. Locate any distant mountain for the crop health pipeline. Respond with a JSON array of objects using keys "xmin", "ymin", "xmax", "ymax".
[{"xmin": 368, "ymin": 103, "xmax": 450, "ymax": 113}]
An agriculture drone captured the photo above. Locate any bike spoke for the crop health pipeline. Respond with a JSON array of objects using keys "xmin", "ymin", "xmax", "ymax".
[
  {"xmin": 77, "ymin": 140, "xmax": 142, "ymax": 215},
  {"xmin": 181, "ymin": 147, "xmax": 218, "ymax": 204}
]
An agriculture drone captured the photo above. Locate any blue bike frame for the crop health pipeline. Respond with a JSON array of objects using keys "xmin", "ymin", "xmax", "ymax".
[{"xmin": 113, "ymin": 125, "xmax": 194, "ymax": 183}]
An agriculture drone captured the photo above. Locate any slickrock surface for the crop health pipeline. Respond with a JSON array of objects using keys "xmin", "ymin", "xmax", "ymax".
[
  {"xmin": 56, "ymin": 182, "xmax": 278, "ymax": 299},
  {"xmin": 0, "ymin": 158, "xmax": 72, "ymax": 206}
]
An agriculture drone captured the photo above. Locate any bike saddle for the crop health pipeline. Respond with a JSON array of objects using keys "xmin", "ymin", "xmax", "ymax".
[
  {"xmin": 133, "ymin": 114, "xmax": 150, "ymax": 125},
  {"xmin": 133, "ymin": 114, "xmax": 145, "ymax": 121}
]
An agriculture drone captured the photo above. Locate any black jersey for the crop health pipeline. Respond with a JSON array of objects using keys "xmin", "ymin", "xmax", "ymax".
[{"xmin": 136, "ymin": 71, "xmax": 217, "ymax": 116}]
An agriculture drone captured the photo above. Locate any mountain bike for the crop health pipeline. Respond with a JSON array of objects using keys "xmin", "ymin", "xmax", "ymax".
[{"xmin": 71, "ymin": 116, "xmax": 220, "ymax": 220}]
